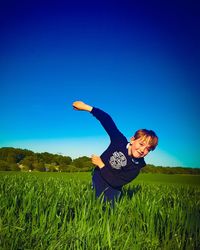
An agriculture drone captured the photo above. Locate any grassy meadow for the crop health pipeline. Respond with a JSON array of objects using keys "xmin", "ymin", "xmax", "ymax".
[{"xmin": 0, "ymin": 172, "xmax": 200, "ymax": 250}]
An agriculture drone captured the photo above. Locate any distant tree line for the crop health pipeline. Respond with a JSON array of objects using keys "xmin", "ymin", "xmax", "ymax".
[
  {"xmin": 0, "ymin": 147, "xmax": 199, "ymax": 174},
  {"xmin": 0, "ymin": 147, "xmax": 93, "ymax": 172},
  {"xmin": 140, "ymin": 164, "xmax": 200, "ymax": 175}
]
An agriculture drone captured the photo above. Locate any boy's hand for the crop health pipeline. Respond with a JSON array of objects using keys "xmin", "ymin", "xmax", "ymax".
[
  {"xmin": 91, "ymin": 155, "xmax": 105, "ymax": 169},
  {"xmin": 72, "ymin": 101, "xmax": 93, "ymax": 112}
]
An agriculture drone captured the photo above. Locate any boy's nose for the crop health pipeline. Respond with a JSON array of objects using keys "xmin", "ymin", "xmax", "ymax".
[{"xmin": 140, "ymin": 148, "xmax": 144, "ymax": 153}]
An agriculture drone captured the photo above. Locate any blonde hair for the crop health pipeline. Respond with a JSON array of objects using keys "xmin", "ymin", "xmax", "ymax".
[{"xmin": 134, "ymin": 129, "xmax": 158, "ymax": 151}]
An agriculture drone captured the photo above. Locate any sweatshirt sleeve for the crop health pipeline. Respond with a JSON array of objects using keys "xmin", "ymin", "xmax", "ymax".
[
  {"xmin": 99, "ymin": 165, "xmax": 141, "ymax": 188},
  {"xmin": 91, "ymin": 107, "xmax": 125, "ymax": 141}
]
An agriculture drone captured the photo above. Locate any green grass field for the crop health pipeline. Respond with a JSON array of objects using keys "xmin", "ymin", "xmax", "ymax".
[{"xmin": 0, "ymin": 172, "xmax": 200, "ymax": 250}]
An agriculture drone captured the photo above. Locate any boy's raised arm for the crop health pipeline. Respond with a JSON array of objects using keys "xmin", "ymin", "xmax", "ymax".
[
  {"xmin": 73, "ymin": 101, "xmax": 93, "ymax": 112},
  {"xmin": 72, "ymin": 100, "xmax": 125, "ymax": 141}
]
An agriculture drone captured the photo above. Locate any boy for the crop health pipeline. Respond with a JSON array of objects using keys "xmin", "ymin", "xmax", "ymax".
[{"xmin": 73, "ymin": 101, "xmax": 158, "ymax": 204}]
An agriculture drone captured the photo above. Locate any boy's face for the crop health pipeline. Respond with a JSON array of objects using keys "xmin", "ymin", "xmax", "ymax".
[{"xmin": 130, "ymin": 136, "xmax": 152, "ymax": 158}]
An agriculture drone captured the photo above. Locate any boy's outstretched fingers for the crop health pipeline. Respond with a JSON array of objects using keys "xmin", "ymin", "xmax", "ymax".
[
  {"xmin": 72, "ymin": 101, "xmax": 81, "ymax": 110},
  {"xmin": 72, "ymin": 105, "xmax": 78, "ymax": 110}
]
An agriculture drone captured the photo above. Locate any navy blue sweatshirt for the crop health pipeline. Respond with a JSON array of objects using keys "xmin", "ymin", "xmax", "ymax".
[{"xmin": 91, "ymin": 107, "xmax": 146, "ymax": 189}]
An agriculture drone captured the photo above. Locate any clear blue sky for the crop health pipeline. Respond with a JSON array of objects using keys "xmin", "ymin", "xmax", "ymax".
[{"xmin": 0, "ymin": 0, "xmax": 199, "ymax": 168}]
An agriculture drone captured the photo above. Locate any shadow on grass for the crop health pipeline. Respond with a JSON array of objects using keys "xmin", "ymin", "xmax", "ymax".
[{"xmin": 122, "ymin": 185, "xmax": 142, "ymax": 199}]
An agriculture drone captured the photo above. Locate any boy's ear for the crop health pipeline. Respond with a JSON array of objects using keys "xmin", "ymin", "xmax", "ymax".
[{"xmin": 130, "ymin": 136, "xmax": 135, "ymax": 144}]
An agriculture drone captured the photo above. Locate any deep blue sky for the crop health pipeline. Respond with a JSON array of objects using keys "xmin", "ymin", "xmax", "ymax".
[{"xmin": 0, "ymin": 0, "xmax": 199, "ymax": 167}]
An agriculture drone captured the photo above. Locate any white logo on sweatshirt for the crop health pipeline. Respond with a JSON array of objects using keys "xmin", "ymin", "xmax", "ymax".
[{"xmin": 109, "ymin": 151, "xmax": 127, "ymax": 169}]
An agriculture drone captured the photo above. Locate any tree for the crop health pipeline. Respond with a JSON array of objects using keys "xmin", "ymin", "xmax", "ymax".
[
  {"xmin": 45, "ymin": 163, "xmax": 59, "ymax": 172},
  {"xmin": 33, "ymin": 161, "xmax": 46, "ymax": 171},
  {"xmin": 20, "ymin": 156, "xmax": 35, "ymax": 170},
  {"xmin": 72, "ymin": 156, "xmax": 93, "ymax": 171},
  {"xmin": 58, "ymin": 156, "xmax": 72, "ymax": 166},
  {"xmin": 66, "ymin": 165, "xmax": 79, "ymax": 172},
  {"xmin": 10, "ymin": 163, "xmax": 20, "ymax": 171},
  {"xmin": 0, "ymin": 160, "xmax": 10, "ymax": 171}
]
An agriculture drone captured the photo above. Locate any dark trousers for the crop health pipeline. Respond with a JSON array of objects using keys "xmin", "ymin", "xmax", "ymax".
[{"xmin": 92, "ymin": 169, "xmax": 121, "ymax": 205}]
